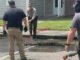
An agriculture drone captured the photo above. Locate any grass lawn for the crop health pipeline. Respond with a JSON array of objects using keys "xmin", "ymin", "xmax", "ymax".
[
  {"xmin": 37, "ymin": 19, "xmax": 72, "ymax": 31},
  {"xmin": 0, "ymin": 20, "xmax": 3, "ymax": 26},
  {"xmin": 0, "ymin": 18, "xmax": 72, "ymax": 31}
]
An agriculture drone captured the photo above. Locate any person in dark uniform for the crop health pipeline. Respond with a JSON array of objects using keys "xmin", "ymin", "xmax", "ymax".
[
  {"xmin": 27, "ymin": 3, "xmax": 38, "ymax": 39},
  {"xmin": 3, "ymin": 1, "xmax": 27, "ymax": 60}
]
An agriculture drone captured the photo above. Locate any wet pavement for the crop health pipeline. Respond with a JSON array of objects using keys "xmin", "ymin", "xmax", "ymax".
[
  {"xmin": 0, "ymin": 36, "xmax": 79, "ymax": 60},
  {"xmin": 0, "ymin": 25, "xmax": 78, "ymax": 60}
]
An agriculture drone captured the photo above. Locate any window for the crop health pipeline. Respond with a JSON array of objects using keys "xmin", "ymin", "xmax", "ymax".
[
  {"xmin": 55, "ymin": 0, "xmax": 64, "ymax": 8},
  {"xmin": 55, "ymin": 0, "xmax": 58, "ymax": 7},
  {"xmin": 61, "ymin": 0, "xmax": 63, "ymax": 7}
]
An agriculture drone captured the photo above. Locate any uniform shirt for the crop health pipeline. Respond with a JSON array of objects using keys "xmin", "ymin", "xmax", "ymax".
[
  {"xmin": 71, "ymin": 13, "xmax": 80, "ymax": 40},
  {"xmin": 3, "ymin": 8, "xmax": 26, "ymax": 29},
  {"xmin": 27, "ymin": 7, "xmax": 37, "ymax": 20}
]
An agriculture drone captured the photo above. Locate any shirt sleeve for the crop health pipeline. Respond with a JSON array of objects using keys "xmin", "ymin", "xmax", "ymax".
[
  {"xmin": 71, "ymin": 14, "xmax": 79, "ymax": 28},
  {"xmin": 31, "ymin": 8, "xmax": 37, "ymax": 20},
  {"xmin": 3, "ymin": 13, "xmax": 7, "ymax": 21}
]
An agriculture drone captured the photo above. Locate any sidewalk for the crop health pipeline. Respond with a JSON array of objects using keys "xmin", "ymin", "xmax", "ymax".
[
  {"xmin": 0, "ymin": 51, "xmax": 78, "ymax": 60},
  {"xmin": 0, "ymin": 27, "xmax": 68, "ymax": 39},
  {"xmin": 0, "ymin": 27, "xmax": 77, "ymax": 39}
]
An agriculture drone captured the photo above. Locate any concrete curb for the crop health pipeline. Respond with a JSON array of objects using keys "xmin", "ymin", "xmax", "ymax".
[{"xmin": 0, "ymin": 33, "xmax": 77, "ymax": 39}]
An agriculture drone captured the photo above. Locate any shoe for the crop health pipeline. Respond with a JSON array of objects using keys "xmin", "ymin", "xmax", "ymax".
[
  {"xmin": 21, "ymin": 57, "xmax": 27, "ymax": 60},
  {"xmin": 33, "ymin": 35, "xmax": 37, "ymax": 39}
]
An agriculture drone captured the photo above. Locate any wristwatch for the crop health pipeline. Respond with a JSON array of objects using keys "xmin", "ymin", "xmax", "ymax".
[{"xmin": 65, "ymin": 43, "xmax": 71, "ymax": 46}]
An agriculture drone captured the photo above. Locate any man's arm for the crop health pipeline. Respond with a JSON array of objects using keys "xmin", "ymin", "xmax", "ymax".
[
  {"xmin": 3, "ymin": 20, "xmax": 7, "ymax": 35},
  {"xmin": 65, "ymin": 14, "xmax": 78, "ymax": 51},
  {"xmin": 3, "ymin": 12, "xmax": 7, "ymax": 34},
  {"xmin": 20, "ymin": 9, "xmax": 27, "ymax": 27},
  {"xmin": 63, "ymin": 14, "xmax": 78, "ymax": 60},
  {"xmin": 23, "ymin": 18, "xmax": 28, "ymax": 32},
  {"xmin": 23, "ymin": 18, "xmax": 27, "ymax": 27},
  {"xmin": 3, "ymin": 21, "xmax": 7, "ymax": 31},
  {"xmin": 63, "ymin": 28, "xmax": 76, "ymax": 60},
  {"xmin": 65, "ymin": 28, "xmax": 77, "ymax": 51}
]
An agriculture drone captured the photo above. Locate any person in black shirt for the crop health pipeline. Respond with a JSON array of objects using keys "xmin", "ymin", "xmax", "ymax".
[{"xmin": 3, "ymin": 1, "xmax": 27, "ymax": 60}]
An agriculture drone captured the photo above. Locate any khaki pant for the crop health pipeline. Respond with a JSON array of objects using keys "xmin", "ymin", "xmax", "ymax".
[{"xmin": 7, "ymin": 28, "xmax": 26, "ymax": 60}]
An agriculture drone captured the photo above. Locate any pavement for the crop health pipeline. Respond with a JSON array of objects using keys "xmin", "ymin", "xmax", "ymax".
[
  {"xmin": 0, "ymin": 26, "xmax": 77, "ymax": 39},
  {"xmin": 0, "ymin": 51, "xmax": 79, "ymax": 60},
  {"xmin": 0, "ymin": 26, "xmax": 78, "ymax": 60}
]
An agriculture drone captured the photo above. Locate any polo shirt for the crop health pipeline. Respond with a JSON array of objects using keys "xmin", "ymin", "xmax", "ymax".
[{"xmin": 3, "ymin": 7, "xmax": 26, "ymax": 30}]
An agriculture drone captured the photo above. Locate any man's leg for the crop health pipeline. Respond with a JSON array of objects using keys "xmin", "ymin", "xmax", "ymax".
[
  {"xmin": 28, "ymin": 17, "xmax": 33, "ymax": 36},
  {"xmin": 33, "ymin": 16, "xmax": 38, "ymax": 39},
  {"xmin": 29, "ymin": 22, "xmax": 33, "ymax": 36},
  {"xmin": 8, "ymin": 29, "xmax": 15, "ymax": 60},
  {"xmin": 15, "ymin": 29, "xmax": 27, "ymax": 60}
]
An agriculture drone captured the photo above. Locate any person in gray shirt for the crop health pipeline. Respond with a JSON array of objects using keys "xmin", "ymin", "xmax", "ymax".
[
  {"xmin": 63, "ymin": 0, "xmax": 80, "ymax": 60},
  {"xmin": 27, "ymin": 3, "xmax": 38, "ymax": 39}
]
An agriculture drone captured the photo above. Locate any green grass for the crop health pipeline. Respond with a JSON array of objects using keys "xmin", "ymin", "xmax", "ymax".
[
  {"xmin": 37, "ymin": 19, "xmax": 72, "ymax": 31},
  {"xmin": 0, "ymin": 20, "xmax": 3, "ymax": 26},
  {"xmin": 0, "ymin": 19, "xmax": 72, "ymax": 31}
]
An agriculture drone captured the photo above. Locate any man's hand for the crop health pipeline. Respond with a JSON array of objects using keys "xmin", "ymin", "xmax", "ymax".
[
  {"xmin": 28, "ymin": 19, "xmax": 34, "ymax": 23},
  {"xmin": 63, "ymin": 45, "xmax": 69, "ymax": 60},
  {"xmin": 28, "ymin": 20, "xmax": 32, "ymax": 23},
  {"xmin": 63, "ymin": 51, "xmax": 69, "ymax": 60},
  {"xmin": 63, "ymin": 55, "xmax": 68, "ymax": 60},
  {"xmin": 24, "ymin": 26, "xmax": 28, "ymax": 32}
]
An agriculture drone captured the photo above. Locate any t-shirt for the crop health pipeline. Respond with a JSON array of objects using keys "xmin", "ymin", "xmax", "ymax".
[
  {"xmin": 71, "ymin": 13, "xmax": 80, "ymax": 40},
  {"xmin": 3, "ymin": 8, "xmax": 26, "ymax": 30}
]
